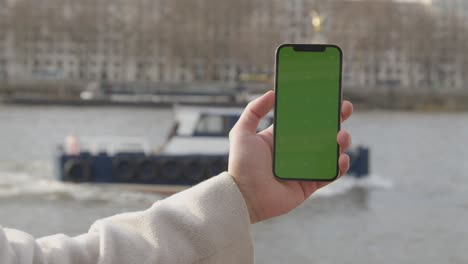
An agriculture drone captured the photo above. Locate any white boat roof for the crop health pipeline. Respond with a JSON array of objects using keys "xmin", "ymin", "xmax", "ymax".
[
  {"xmin": 174, "ymin": 105, "xmax": 274, "ymax": 117},
  {"xmin": 174, "ymin": 105, "xmax": 273, "ymax": 136},
  {"xmin": 175, "ymin": 105, "xmax": 242, "ymax": 116}
]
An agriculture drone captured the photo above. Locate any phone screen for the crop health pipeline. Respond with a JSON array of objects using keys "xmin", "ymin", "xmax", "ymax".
[{"xmin": 273, "ymin": 44, "xmax": 342, "ymax": 181}]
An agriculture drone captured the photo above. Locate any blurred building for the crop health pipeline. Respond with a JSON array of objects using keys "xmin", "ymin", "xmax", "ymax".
[
  {"xmin": 0, "ymin": 0, "xmax": 467, "ymax": 94},
  {"xmin": 335, "ymin": 0, "xmax": 429, "ymax": 92},
  {"xmin": 1, "ymin": 0, "xmax": 161, "ymax": 84},
  {"xmin": 0, "ymin": 0, "xmax": 284, "ymax": 86},
  {"xmin": 428, "ymin": 0, "xmax": 468, "ymax": 92},
  {"xmin": 0, "ymin": 0, "xmax": 10, "ymax": 81},
  {"xmin": 314, "ymin": 0, "xmax": 468, "ymax": 93},
  {"xmin": 431, "ymin": 0, "xmax": 468, "ymax": 16}
]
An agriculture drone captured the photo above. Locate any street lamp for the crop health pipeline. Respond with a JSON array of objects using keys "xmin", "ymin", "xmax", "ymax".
[
  {"xmin": 310, "ymin": 10, "xmax": 322, "ymax": 32},
  {"xmin": 309, "ymin": 10, "xmax": 327, "ymax": 43}
]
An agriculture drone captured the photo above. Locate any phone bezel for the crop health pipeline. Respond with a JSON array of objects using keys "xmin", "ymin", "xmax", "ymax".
[{"xmin": 272, "ymin": 43, "xmax": 343, "ymax": 182}]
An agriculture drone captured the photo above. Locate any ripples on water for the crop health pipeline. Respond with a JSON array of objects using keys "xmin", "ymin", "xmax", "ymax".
[{"xmin": 1, "ymin": 105, "xmax": 467, "ymax": 264}]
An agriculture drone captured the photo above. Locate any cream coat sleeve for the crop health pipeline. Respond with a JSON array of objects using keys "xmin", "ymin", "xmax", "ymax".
[{"xmin": 0, "ymin": 172, "xmax": 253, "ymax": 264}]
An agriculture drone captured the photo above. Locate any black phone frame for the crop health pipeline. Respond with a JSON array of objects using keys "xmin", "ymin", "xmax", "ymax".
[{"xmin": 272, "ymin": 43, "xmax": 343, "ymax": 182}]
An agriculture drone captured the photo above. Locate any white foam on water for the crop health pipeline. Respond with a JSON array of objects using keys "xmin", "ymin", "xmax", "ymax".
[
  {"xmin": 0, "ymin": 166, "xmax": 165, "ymax": 204},
  {"xmin": 1, "ymin": 161, "xmax": 392, "ymax": 203},
  {"xmin": 312, "ymin": 174, "xmax": 393, "ymax": 198}
]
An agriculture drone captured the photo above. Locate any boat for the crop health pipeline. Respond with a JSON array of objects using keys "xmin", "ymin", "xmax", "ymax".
[{"xmin": 56, "ymin": 105, "xmax": 370, "ymax": 194}]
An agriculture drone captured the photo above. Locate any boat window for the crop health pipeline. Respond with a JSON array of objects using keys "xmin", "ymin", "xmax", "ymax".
[
  {"xmin": 258, "ymin": 117, "xmax": 273, "ymax": 131},
  {"xmin": 194, "ymin": 115, "xmax": 227, "ymax": 136},
  {"xmin": 194, "ymin": 115, "xmax": 272, "ymax": 136}
]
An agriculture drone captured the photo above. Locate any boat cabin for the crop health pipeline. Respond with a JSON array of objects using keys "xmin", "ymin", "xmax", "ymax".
[{"xmin": 160, "ymin": 106, "xmax": 273, "ymax": 155}]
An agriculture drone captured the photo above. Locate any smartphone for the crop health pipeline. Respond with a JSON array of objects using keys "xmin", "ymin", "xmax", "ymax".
[{"xmin": 273, "ymin": 44, "xmax": 342, "ymax": 181}]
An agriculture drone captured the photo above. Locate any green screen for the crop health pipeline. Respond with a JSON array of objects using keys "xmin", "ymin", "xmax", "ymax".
[{"xmin": 274, "ymin": 45, "xmax": 342, "ymax": 181}]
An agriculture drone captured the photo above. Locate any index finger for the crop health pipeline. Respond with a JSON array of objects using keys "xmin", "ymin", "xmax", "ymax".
[
  {"xmin": 232, "ymin": 91, "xmax": 275, "ymax": 135},
  {"xmin": 341, "ymin": 101, "xmax": 353, "ymax": 123}
]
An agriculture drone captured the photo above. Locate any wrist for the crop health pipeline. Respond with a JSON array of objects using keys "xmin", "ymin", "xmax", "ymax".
[{"xmin": 228, "ymin": 171, "xmax": 259, "ymax": 224}]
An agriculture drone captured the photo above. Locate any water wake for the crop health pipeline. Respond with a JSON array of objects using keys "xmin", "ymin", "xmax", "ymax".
[
  {"xmin": 313, "ymin": 174, "xmax": 393, "ymax": 198},
  {"xmin": 0, "ymin": 162, "xmax": 165, "ymax": 204},
  {"xmin": 1, "ymin": 162, "xmax": 392, "ymax": 203}
]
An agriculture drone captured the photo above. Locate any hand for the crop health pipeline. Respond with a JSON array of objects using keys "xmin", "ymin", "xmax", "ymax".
[{"xmin": 228, "ymin": 91, "xmax": 353, "ymax": 223}]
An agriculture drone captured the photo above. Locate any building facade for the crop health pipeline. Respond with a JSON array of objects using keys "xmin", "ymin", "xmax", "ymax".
[{"xmin": 0, "ymin": 0, "xmax": 467, "ymax": 93}]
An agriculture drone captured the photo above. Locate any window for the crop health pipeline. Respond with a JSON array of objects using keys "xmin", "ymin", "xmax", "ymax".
[
  {"xmin": 195, "ymin": 115, "xmax": 226, "ymax": 135},
  {"xmin": 159, "ymin": 64, "xmax": 165, "ymax": 81},
  {"xmin": 195, "ymin": 114, "xmax": 272, "ymax": 136},
  {"xmin": 258, "ymin": 118, "xmax": 272, "ymax": 131}
]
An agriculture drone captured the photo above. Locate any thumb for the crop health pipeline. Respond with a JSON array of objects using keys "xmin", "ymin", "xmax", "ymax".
[{"xmin": 232, "ymin": 90, "xmax": 275, "ymax": 135}]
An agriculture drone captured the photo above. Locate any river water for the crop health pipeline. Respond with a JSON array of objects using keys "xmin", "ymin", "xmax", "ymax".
[{"xmin": 0, "ymin": 104, "xmax": 467, "ymax": 264}]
